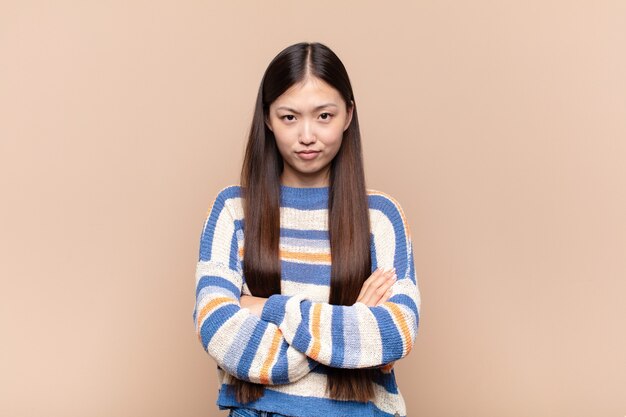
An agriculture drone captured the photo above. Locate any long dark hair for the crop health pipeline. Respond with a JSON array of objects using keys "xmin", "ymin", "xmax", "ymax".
[{"xmin": 235, "ymin": 42, "xmax": 376, "ymax": 404}]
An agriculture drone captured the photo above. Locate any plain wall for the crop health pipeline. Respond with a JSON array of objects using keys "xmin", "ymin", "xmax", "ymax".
[{"xmin": 1, "ymin": 1, "xmax": 625, "ymax": 416}]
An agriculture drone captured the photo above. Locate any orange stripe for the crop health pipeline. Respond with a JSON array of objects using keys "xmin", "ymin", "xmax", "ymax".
[
  {"xmin": 309, "ymin": 304, "xmax": 323, "ymax": 360},
  {"xmin": 238, "ymin": 247, "xmax": 331, "ymax": 263},
  {"xmin": 259, "ymin": 331, "xmax": 283, "ymax": 384},
  {"xmin": 385, "ymin": 302, "xmax": 413, "ymax": 354},
  {"xmin": 196, "ymin": 297, "xmax": 234, "ymax": 333},
  {"xmin": 380, "ymin": 361, "xmax": 395, "ymax": 373},
  {"xmin": 281, "ymin": 250, "xmax": 331, "ymax": 263}
]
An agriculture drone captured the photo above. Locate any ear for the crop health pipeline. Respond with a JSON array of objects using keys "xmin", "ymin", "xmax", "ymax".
[
  {"xmin": 343, "ymin": 100, "xmax": 354, "ymax": 131},
  {"xmin": 265, "ymin": 116, "xmax": 273, "ymax": 132}
]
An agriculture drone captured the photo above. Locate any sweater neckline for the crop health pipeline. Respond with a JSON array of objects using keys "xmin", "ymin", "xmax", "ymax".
[{"xmin": 280, "ymin": 184, "xmax": 329, "ymax": 204}]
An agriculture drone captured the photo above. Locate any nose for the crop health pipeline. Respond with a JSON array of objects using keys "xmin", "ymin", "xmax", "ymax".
[{"xmin": 299, "ymin": 120, "xmax": 317, "ymax": 145}]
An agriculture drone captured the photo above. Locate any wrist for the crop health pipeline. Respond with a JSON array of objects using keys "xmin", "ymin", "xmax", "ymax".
[
  {"xmin": 240, "ymin": 295, "xmax": 267, "ymax": 318},
  {"xmin": 261, "ymin": 294, "xmax": 291, "ymax": 324}
]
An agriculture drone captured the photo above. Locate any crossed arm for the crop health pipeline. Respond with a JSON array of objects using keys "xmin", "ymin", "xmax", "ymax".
[
  {"xmin": 240, "ymin": 266, "xmax": 397, "ymax": 315},
  {"xmin": 193, "ymin": 188, "xmax": 420, "ymax": 384},
  {"xmin": 194, "ymin": 262, "xmax": 400, "ymax": 385}
]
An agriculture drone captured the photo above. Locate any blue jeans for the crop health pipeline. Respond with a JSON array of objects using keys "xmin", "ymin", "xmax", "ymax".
[{"xmin": 228, "ymin": 408, "xmax": 292, "ymax": 417}]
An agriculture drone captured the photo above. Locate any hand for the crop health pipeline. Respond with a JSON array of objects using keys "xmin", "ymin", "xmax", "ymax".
[
  {"xmin": 240, "ymin": 294, "xmax": 267, "ymax": 318},
  {"xmin": 355, "ymin": 267, "xmax": 397, "ymax": 306}
]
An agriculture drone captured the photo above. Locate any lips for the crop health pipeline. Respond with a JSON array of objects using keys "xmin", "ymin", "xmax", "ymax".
[{"xmin": 296, "ymin": 150, "xmax": 321, "ymax": 160}]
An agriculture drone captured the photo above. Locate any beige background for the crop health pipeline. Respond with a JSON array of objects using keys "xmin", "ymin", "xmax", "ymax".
[{"xmin": 1, "ymin": 1, "xmax": 625, "ymax": 416}]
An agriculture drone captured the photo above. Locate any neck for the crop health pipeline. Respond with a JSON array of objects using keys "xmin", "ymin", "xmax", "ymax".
[{"xmin": 280, "ymin": 169, "xmax": 330, "ymax": 188}]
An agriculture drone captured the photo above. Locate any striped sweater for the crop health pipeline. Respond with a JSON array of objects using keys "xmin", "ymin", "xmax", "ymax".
[{"xmin": 193, "ymin": 184, "xmax": 421, "ymax": 417}]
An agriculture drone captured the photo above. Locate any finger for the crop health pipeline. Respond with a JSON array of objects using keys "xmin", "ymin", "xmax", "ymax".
[
  {"xmin": 363, "ymin": 274, "xmax": 387, "ymax": 307},
  {"xmin": 358, "ymin": 268, "xmax": 387, "ymax": 303},
  {"xmin": 376, "ymin": 289, "xmax": 393, "ymax": 306},
  {"xmin": 363, "ymin": 271, "xmax": 396, "ymax": 306},
  {"xmin": 375, "ymin": 278, "xmax": 397, "ymax": 306},
  {"xmin": 362, "ymin": 268, "xmax": 394, "ymax": 301},
  {"xmin": 357, "ymin": 267, "xmax": 383, "ymax": 301}
]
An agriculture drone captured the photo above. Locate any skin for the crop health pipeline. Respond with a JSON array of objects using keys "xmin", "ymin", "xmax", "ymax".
[
  {"xmin": 241, "ymin": 75, "xmax": 397, "ymax": 316},
  {"xmin": 265, "ymin": 75, "xmax": 353, "ymax": 187}
]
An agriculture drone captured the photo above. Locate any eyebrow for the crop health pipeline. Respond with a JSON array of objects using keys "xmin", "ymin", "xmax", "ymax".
[{"xmin": 275, "ymin": 103, "xmax": 339, "ymax": 114}]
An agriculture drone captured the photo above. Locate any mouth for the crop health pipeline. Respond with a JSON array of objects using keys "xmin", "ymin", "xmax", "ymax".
[{"xmin": 296, "ymin": 150, "xmax": 321, "ymax": 160}]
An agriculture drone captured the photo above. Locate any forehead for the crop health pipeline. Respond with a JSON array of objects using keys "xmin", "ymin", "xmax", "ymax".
[{"xmin": 271, "ymin": 76, "xmax": 344, "ymax": 108}]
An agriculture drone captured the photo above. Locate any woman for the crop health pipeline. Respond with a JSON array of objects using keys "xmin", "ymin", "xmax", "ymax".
[{"xmin": 193, "ymin": 42, "xmax": 420, "ymax": 417}]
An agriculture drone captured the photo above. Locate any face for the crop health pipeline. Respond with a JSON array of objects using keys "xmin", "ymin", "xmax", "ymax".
[{"xmin": 265, "ymin": 76, "xmax": 354, "ymax": 187}]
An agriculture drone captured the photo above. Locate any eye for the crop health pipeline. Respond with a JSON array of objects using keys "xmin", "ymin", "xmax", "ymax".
[
  {"xmin": 280, "ymin": 115, "xmax": 296, "ymax": 122},
  {"xmin": 319, "ymin": 112, "xmax": 333, "ymax": 120}
]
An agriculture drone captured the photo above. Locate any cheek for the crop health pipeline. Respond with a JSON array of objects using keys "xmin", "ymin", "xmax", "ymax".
[
  {"xmin": 272, "ymin": 131, "xmax": 294, "ymax": 158},
  {"xmin": 324, "ymin": 127, "xmax": 344, "ymax": 149},
  {"xmin": 324, "ymin": 135, "xmax": 344, "ymax": 160}
]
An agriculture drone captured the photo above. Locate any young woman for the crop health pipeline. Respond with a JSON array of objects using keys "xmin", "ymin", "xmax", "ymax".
[{"xmin": 193, "ymin": 42, "xmax": 420, "ymax": 417}]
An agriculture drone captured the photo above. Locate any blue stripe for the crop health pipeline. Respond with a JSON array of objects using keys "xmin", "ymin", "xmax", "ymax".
[
  {"xmin": 280, "ymin": 228, "xmax": 329, "ymax": 240},
  {"xmin": 199, "ymin": 198, "xmax": 226, "ymax": 261},
  {"xmin": 229, "ymin": 227, "xmax": 239, "ymax": 271},
  {"xmin": 196, "ymin": 276, "xmax": 240, "ymax": 299},
  {"xmin": 197, "ymin": 286, "xmax": 236, "ymax": 304},
  {"xmin": 282, "ymin": 261, "xmax": 330, "ymax": 286},
  {"xmin": 279, "ymin": 199, "xmax": 328, "ymax": 210},
  {"xmin": 270, "ymin": 339, "xmax": 291, "ymax": 384},
  {"xmin": 218, "ymin": 185, "xmax": 241, "ymax": 201},
  {"xmin": 236, "ymin": 319, "xmax": 270, "ymax": 379},
  {"xmin": 200, "ymin": 304, "xmax": 238, "ymax": 348},
  {"xmin": 372, "ymin": 369, "xmax": 400, "ymax": 394},
  {"xmin": 279, "ymin": 191, "xmax": 329, "ymax": 210},
  {"xmin": 291, "ymin": 301, "xmax": 312, "ymax": 353},
  {"xmin": 268, "ymin": 339, "xmax": 319, "ymax": 385},
  {"xmin": 217, "ymin": 384, "xmax": 404, "ymax": 417},
  {"xmin": 368, "ymin": 194, "xmax": 409, "ymax": 278},
  {"xmin": 221, "ymin": 315, "xmax": 257, "ymax": 376},
  {"xmin": 329, "ymin": 305, "xmax": 345, "ymax": 367},
  {"xmin": 389, "ymin": 293, "xmax": 418, "ymax": 319},
  {"xmin": 261, "ymin": 294, "xmax": 288, "ymax": 325},
  {"xmin": 199, "ymin": 186, "xmax": 241, "ymax": 262},
  {"xmin": 371, "ymin": 307, "xmax": 404, "ymax": 363},
  {"xmin": 342, "ymin": 307, "xmax": 360, "ymax": 367}
]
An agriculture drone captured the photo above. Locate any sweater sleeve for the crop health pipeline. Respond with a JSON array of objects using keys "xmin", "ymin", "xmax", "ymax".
[
  {"xmin": 193, "ymin": 186, "xmax": 318, "ymax": 385},
  {"xmin": 260, "ymin": 193, "xmax": 421, "ymax": 369}
]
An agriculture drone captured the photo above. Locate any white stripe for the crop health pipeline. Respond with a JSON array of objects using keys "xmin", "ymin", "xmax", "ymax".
[
  {"xmin": 281, "ymin": 280, "xmax": 330, "ymax": 302},
  {"xmin": 207, "ymin": 309, "xmax": 247, "ymax": 365},
  {"xmin": 354, "ymin": 302, "xmax": 383, "ymax": 367},
  {"xmin": 210, "ymin": 207, "xmax": 237, "ymax": 264},
  {"xmin": 227, "ymin": 197, "xmax": 244, "ymax": 220},
  {"xmin": 280, "ymin": 207, "xmax": 328, "ymax": 230},
  {"xmin": 195, "ymin": 260, "xmax": 243, "ymax": 287},
  {"xmin": 280, "ymin": 242, "xmax": 331, "ymax": 258},
  {"xmin": 370, "ymin": 210, "xmax": 397, "ymax": 269},
  {"xmin": 248, "ymin": 325, "xmax": 279, "ymax": 381}
]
